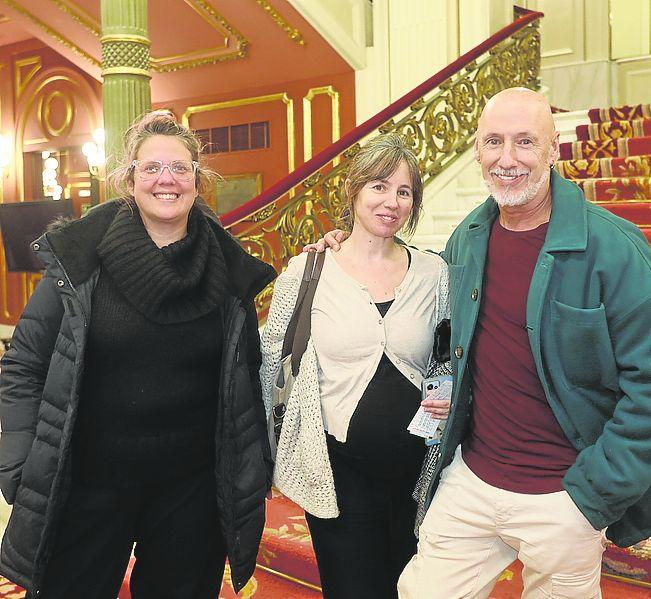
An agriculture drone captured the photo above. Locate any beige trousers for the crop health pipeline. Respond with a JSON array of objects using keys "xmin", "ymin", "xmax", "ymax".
[{"xmin": 398, "ymin": 448, "xmax": 606, "ymax": 599}]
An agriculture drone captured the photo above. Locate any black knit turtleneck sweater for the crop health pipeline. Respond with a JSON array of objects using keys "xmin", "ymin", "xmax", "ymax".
[{"xmin": 72, "ymin": 204, "xmax": 229, "ymax": 487}]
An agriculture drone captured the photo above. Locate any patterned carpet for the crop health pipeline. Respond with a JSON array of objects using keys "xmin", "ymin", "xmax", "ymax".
[{"xmin": 557, "ymin": 102, "xmax": 651, "ymax": 243}]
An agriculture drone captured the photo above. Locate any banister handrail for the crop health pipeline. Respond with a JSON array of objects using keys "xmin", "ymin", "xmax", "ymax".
[
  {"xmin": 218, "ymin": 9, "xmax": 542, "ymax": 319},
  {"xmin": 220, "ymin": 8, "xmax": 544, "ymax": 228}
]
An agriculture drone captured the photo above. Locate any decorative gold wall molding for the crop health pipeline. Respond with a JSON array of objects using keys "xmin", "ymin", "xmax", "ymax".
[
  {"xmin": 1, "ymin": 0, "xmax": 101, "ymax": 68},
  {"xmin": 254, "ymin": 0, "xmax": 306, "ymax": 46},
  {"xmin": 16, "ymin": 74, "xmax": 75, "ymax": 201},
  {"xmin": 0, "ymin": 125, "xmax": 25, "ymax": 320},
  {"xmin": 182, "ymin": 92, "xmax": 295, "ymax": 175},
  {"xmin": 16, "ymin": 72, "xmax": 99, "ymax": 201},
  {"xmin": 0, "ymin": 239, "xmax": 10, "ymax": 319},
  {"xmin": 14, "ymin": 55, "xmax": 42, "ymax": 99},
  {"xmin": 151, "ymin": 0, "xmax": 249, "ymax": 71},
  {"xmin": 42, "ymin": 0, "xmax": 249, "ymax": 72},
  {"xmin": 302, "ymin": 85, "xmax": 340, "ymax": 162},
  {"xmin": 179, "ymin": 1, "xmax": 229, "ymax": 48},
  {"xmin": 38, "ymin": 89, "xmax": 74, "ymax": 137},
  {"xmin": 2, "ymin": 63, "xmax": 99, "ymax": 323},
  {"xmin": 50, "ymin": 0, "xmax": 99, "ymax": 37}
]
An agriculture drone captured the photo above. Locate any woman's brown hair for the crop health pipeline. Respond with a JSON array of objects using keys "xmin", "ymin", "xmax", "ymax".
[{"xmin": 341, "ymin": 132, "xmax": 423, "ymax": 236}]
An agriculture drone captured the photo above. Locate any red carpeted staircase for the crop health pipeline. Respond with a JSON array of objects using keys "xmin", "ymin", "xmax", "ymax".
[{"xmin": 557, "ymin": 103, "xmax": 651, "ymax": 244}]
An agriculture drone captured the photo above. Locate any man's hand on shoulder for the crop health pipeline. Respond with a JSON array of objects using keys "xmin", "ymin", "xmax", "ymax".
[{"xmin": 303, "ymin": 229, "xmax": 349, "ymax": 252}]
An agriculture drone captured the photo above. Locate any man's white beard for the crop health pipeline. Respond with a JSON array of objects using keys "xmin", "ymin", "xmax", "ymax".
[{"xmin": 485, "ymin": 166, "xmax": 550, "ymax": 207}]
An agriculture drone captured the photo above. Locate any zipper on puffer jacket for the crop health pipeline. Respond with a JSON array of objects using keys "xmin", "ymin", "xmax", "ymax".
[{"xmin": 44, "ymin": 235, "xmax": 88, "ymax": 327}]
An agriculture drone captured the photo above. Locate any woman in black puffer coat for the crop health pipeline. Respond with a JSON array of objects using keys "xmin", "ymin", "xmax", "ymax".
[{"xmin": 0, "ymin": 110, "xmax": 275, "ymax": 599}]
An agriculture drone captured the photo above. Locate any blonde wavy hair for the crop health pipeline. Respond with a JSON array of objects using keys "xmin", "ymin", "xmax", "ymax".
[{"xmin": 106, "ymin": 109, "xmax": 216, "ymax": 199}]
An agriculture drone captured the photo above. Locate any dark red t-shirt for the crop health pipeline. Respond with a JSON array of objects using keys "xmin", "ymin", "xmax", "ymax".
[{"xmin": 462, "ymin": 219, "xmax": 577, "ymax": 493}]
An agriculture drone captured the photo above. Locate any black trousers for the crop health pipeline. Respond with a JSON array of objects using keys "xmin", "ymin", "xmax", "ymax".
[
  {"xmin": 34, "ymin": 469, "xmax": 227, "ymax": 599},
  {"xmin": 305, "ymin": 451, "xmax": 419, "ymax": 599}
]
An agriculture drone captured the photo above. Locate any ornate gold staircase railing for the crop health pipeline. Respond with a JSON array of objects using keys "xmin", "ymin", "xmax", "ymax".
[{"xmin": 221, "ymin": 9, "xmax": 543, "ymax": 318}]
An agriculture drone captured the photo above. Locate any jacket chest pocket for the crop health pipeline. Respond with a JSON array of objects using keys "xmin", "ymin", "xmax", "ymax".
[{"xmin": 551, "ymin": 300, "xmax": 618, "ymax": 391}]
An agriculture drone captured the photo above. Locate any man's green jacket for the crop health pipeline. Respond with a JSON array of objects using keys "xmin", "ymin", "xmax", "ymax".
[{"xmin": 436, "ymin": 170, "xmax": 651, "ymax": 548}]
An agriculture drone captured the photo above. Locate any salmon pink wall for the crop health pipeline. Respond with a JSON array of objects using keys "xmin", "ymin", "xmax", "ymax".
[{"xmin": 158, "ymin": 70, "xmax": 356, "ymax": 212}]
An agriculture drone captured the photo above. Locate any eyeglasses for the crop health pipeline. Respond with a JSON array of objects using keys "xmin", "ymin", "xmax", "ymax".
[{"xmin": 131, "ymin": 160, "xmax": 199, "ymax": 182}]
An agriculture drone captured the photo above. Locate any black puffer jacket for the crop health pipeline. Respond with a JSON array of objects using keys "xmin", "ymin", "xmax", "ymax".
[{"xmin": 0, "ymin": 200, "xmax": 276, "ymax": 595}]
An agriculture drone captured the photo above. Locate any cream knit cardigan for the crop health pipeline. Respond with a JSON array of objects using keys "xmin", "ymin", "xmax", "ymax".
[
  {"xmin": 260, "ymin": 252, "xmax": 337, "ymax": 518},
  {"xmin": 260, "ymin": 251, "xmax": 449, "ymax": 519}
]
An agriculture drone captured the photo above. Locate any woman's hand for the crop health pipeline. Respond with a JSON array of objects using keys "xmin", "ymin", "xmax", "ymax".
[
  {"xmin": 421, "ymin": 393, "xmax": 451, "ymax": 419},
  {"xmin": 303, "ymin": 229, "xmax": 349, "ymax": 252}
]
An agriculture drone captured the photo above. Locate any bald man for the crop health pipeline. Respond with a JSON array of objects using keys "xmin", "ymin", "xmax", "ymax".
[
  {"xmin": 393, "ymin": 88, "xmax": 651, "ymax": 597},
  {"xmin": 311, "ymin": 88, "xmax": 651, "ymax": 597}
]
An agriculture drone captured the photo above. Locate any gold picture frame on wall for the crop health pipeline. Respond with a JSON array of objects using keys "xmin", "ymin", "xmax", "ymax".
[{"xmin": 215, "ymin": 173, "xmax": 262, "ymax": 215}]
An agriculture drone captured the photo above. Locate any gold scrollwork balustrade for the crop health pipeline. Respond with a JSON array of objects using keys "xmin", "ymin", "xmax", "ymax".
[{"xmin": 225, "ymin": 17, "xmax": 541, "ymax": 319}]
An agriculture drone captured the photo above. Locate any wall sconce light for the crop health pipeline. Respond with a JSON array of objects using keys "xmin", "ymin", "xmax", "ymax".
[{"xmin": 82, "ymin": 128, "xmax": 105, "ymax": 206}]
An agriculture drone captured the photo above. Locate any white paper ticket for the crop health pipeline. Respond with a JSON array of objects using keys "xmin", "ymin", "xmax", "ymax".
[{"xmin": 407, "ymin": 375, "xmax": 453, "ymax": 440}]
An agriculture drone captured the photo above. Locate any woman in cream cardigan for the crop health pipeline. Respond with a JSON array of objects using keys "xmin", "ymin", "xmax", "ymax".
[{"xmin": 260, "ymin": 133, "xmax": 450, "ymax": 599}]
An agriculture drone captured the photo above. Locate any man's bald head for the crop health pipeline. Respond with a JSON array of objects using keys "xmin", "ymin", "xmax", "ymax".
[{"xmin": 478, "ymin": 88, "xmax": 556, "ymax": 139}]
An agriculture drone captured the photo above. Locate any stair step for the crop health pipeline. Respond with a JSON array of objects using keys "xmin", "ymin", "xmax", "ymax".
[
  {"xmin": 618, "ymin": 135, "xmax": 651, "ymax": 159},
  {"xmin": 222, "ymin": 565, "xmax": 322, "ymax": 598},
  {"xmin": 588, "ymin": 103, "xmax": 651, "ymax": 124},
  {"xmin": 575, "ymin": 177, "xmax": 651, "ymax": 202},
  {"xmin": 576, "ymin": 118, "xmax": 651, "ymax": 142},
  {"xmin": 595, "ymin": 201, "xmax": 651, "ymax": 225},
  {"xmin": 556, "ymin": 155, "xmax": 651, "ymax": 180},
  {"xmin": 559, "ymin": 135, "xmax": 651, "ymax": 160},
  {"xmin": 260, "ymin": 491, "xmax": 321, "ymax": 588}
]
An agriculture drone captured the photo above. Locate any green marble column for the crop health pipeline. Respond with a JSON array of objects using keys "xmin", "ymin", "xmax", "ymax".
[{"xmin": 101, "ymin": 0, "xmax": 151, "ymax": 183}]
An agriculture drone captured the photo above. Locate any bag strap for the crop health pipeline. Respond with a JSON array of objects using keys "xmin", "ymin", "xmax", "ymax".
[
  {"xmin": 280, "ymin": 251, "xmax": 319, "ymax": 360},
  {"xmin": 290, "ymin": 250, "xmax": 325, "ymax": 375}
]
